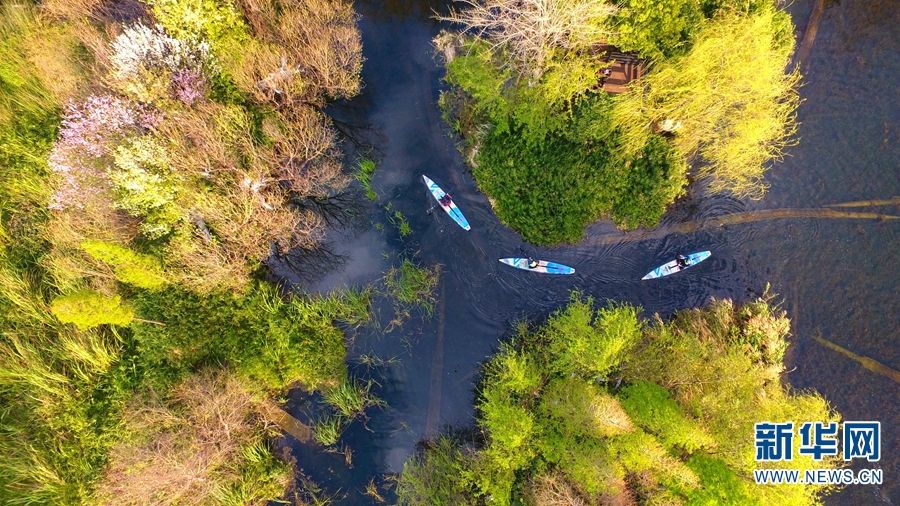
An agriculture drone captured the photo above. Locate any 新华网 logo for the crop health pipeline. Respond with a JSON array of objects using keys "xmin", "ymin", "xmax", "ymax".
[{"xmin": 754, "ymin": 421, "xmax": 880, "ymax": 462}]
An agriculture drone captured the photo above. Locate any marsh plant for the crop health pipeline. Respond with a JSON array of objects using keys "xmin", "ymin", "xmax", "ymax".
[
  {"xmin": 313, "ymin": 377, "xmax": 385, "ymax": 446},
  {"xmin": 355, "ymin": 157, "xmax": 378, "ymax": 201},
  {"xmin": 312, "ymin": 413, "xmax": 346, "ymax": 447},
  {"xmin": 384, "ymin": 259, "xmax": 440, "ymax": 322}
]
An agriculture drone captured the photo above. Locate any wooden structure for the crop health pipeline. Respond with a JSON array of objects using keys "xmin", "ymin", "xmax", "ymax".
[{"xmin": 593, "ymin": 45, "xmax": 643, "ymax": 94}]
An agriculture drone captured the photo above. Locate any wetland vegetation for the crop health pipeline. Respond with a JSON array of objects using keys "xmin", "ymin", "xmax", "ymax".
[
  {"xmin": 396, "ymin": 294, "xmax": 843, "ymax": 506},
  {"xmin": 437, "ymin": 0, "xmax": 800, "ymax": 244},
  {"xmin": 0, "ymin": 0, "xmax": 390, "ymax": 503},
  {"xmin": 0, "ymin": 0, "xmax": 855, "ymax": 504}
]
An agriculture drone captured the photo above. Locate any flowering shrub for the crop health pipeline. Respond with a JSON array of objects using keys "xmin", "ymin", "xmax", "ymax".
[
  {"xmin": 109, "ymin": 24, "xmax": 213, "ymax": 104},
  {"xmin": 48, "ymin": 95, "xmax": 138, "ymax": 209},
  {"xmin": 171, "ymin": 69, "xmax": 207, "ymax": 106}
]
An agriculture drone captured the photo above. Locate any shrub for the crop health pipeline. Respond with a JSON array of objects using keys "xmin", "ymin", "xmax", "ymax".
[
  {"xmin": 438, "ymin": 0, "xmax": 615, "ymax": 74},
  {"xmin": 50, "ymin": 289, "xmax": 134, "ymax": 329},
  {"xmin": 94, "ymin": 369, "xmax": 291, "ymax": 506},
  {"xmin": 46, "ymin": 95, "xmax": 161, "ymax": 212},
  {"xmin": 109, "ymin": 136, "xmax": 182, "ymax": 238},
  {"xmin": 80, "ymin": 240, "xmax": 168, "ymax": 290},
  {"xmin": 474, "ymin": 118, "xmax": 685, "ymax": 244}
]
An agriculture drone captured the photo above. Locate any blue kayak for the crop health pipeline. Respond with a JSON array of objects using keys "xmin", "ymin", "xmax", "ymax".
[
  {"xmin": 642, "ymin": 251, "xmax": 711, "ymax": 280},
  {"xmin": 499, "ymin": 258, "xmax": 575, "ymax": 274},
  {"xmin": 423, "ymin": 175, "xmax": 470, "ymax": 231}
]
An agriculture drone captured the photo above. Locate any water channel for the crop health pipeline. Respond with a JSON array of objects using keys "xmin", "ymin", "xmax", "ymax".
[{"xmin": 279, "ymin": 0, "xmax": 900, "ymax": 503}]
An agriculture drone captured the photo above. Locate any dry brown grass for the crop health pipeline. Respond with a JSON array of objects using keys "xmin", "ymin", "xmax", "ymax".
[
  {"xmin": 38, "ymin": 0, "xmax": 104, "ymax": 21},
  {"xmin": 22, "ymin": 22, "xmax": 89, "ymax": 103},
  {"xmin": 95, "ymin": 369, "xmax": 289, "ymax": 506},
  {"xmin": 528, "ymin": 471, "xmax": 593, "ymax": 506}
]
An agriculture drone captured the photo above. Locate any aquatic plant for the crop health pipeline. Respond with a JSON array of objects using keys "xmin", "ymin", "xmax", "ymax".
[
  {"xmin": 354, "ymin": 157, "xmax": 377, "ymax": 201},
  {"xmin": 312, "ymin": 413, "xmax": 346, "ymax": 446},
  {"xmin": 384, "ymin": 259, "xmax": 440, "ymax": 319},
  {"xmin": 322, "ymin": 376, "xmax": 385, "ymax": 419}
]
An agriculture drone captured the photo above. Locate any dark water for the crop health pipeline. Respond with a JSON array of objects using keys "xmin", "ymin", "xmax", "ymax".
[{"xmin": 279, "ymin": 0, "xmax": 900, "ymax": 504}]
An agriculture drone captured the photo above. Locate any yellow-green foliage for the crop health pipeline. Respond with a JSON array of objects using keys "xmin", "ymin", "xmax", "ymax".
[
  {"xmin": 111, "ymin": 136, "xmax": 183, "ymax": 238},
  {"xmin": 613, "ymin": 6, "xmax": 799, "ymax": 198},
  {"xmin": 540, "ymin": 379, "xmax": 633, "ymax": 440},
  {"xmin": 396, "ymin": 295, "xmax": 842, "ymax": 506},
  {"xmin": 619, "ymin": 381, "xmax": 716, "ymax": 452},
  {"xmin": 150, "ymin": 0, "xmax": 250, "ymax": 57},
  {"xmin": 81, "ymin": 240, "xmax": 168, "ymax": 290},
  {"xmin": 545, "ymin": 296, "xmax": 641, "ymax": 377},
  {"xmin": 50, "ymin": 290, "xmax": 135, "ymax": 329},
  {"xmin": 622, "ymin": 297, "xmax": 842, "ymax": 505}
]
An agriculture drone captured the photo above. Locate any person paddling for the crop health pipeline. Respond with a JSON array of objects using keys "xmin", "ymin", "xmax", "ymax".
[
  {"xmin": 676, "ymin": 254, "xmax": 689, "ymax": 268},
  {"xmin": 439, "ymin": 194, "xmax": 452, "ymax": 207},
  {"xmin": 528, "ymin": 258, "xmax": 539, "ymax": 269}
]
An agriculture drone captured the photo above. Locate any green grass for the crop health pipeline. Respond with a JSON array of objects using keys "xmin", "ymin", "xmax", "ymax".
[
  {"xmin": 131, "ymin": 284, "xmax": 371, "ymax": 393},
  {"xmin": 355, "ymin": 157, "xmax": 378, "ymax": 201},
  {"xmin": 391, "ymin": 210, "xmax": 412, "ymax": 238}
]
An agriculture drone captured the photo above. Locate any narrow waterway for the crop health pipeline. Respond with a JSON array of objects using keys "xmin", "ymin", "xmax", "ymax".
[{"xmin": 281, "ymin": 0, "xmax": 900, "ymax": 503}]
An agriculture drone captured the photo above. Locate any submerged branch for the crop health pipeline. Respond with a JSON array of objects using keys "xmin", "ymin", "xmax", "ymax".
[
  {"xmin": 812, "ymin": 335, "xmax": 900, "ymax": 385},
  {"xmin": 584, "ymin": 207, "xmax": 900, "ymax": 246},
  {"xmin": 825, "ymin": 197, "xmax": 900, "ymax": 208}
]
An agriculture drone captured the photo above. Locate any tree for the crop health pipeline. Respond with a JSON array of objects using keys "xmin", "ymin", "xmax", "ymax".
[
  {"xmin": 612, "ymin": 6, "xmax": 799, "ymax": 198},
  {"xmin": 396, "ymin": 294, "xmax": 843, "ymax": 506},
  {"xmin": 613, "ymin": 0, "xmax": 704, "ymax": 60},
  {"xmin": 438, "ymin": 0, "xmax": 616, "ymax": 75}
]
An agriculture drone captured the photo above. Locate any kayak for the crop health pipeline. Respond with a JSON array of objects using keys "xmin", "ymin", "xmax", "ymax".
[
  {"xmin": 499, "ymin": 258, "xmax": 575, "ymax": 275},
  {"xmin": 642, "ymin": 251, "xmax": 711, "ymax": 280},
  {"xmin": 423, "ymin": 175, "xmax": 470, "ymax": 231}
]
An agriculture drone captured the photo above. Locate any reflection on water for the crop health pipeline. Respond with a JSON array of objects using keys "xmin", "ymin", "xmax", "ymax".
[{"xmin": 284, "ymin": 0, "xmax": 900, "ymax": 504}]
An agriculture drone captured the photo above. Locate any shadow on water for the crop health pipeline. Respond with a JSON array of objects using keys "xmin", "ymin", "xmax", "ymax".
[{"xmin": 278, "ymin": 0, "xmax": 900, "ymax": 504}]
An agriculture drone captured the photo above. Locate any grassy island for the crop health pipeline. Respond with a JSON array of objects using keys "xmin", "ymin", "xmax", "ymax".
[
  {"xmin": 437, "ymin": 0, "xmax": 800, "ymax": 245},
  {"xmin": 0, "ymin": 0, "xmax": 375, "ymax": 503},
  {"xmin": 397, "ymin": 294, "xmax": 842, "ymax": 505}
]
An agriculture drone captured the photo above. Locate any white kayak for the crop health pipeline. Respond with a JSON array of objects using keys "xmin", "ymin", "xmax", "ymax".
[
  {"xmin": 642, "ymin": 251, "xmax": 711, "ymax": 280},
  {"xmin": 499, "ymin": 258, "xmax": 575, "ymax": 275},
  {"xmin": 423, "ymin": 175, "xmax": 470, "ymax": 231}
]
